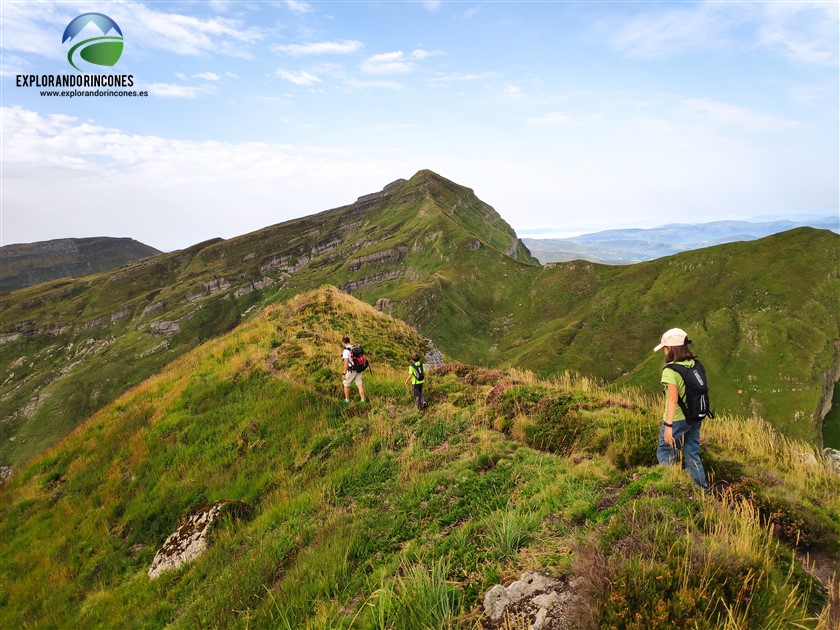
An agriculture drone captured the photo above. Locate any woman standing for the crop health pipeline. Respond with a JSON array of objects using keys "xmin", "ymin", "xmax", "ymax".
[{"xmin": 654, "ymin": 328, "xmax": 709, "ymax": 490}]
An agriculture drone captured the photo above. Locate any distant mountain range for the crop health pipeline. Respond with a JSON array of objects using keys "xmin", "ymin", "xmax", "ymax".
[
  {"xmin": 0, "ymin": 171, "xmax": 837, "ymax": 471},
  {"xmin": 523, "ymin": 217, "xmax": 840, "ymax": 265},
  {"xmin": 0, "ymin": 237, "xmax": 161, "ymax": 293}
]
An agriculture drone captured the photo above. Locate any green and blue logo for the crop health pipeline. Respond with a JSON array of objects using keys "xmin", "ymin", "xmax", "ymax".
[{"xmin": 62, "ymin": 13, "xmax": 123, "ymax": 72}]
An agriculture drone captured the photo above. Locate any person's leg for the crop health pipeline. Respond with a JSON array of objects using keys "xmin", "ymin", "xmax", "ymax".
[
  {"xmin": 656, "ymin": 422, "xmax": 678, "ymax": 465},
  {"xmin": 356, "ymin": 373, "xmax": 366, "ymax": 402},
  {"xmin": 342, "ymin": 372, "xmax": 352, "ymax": 402},
  {"xmin": 418, "ymin": 383, "xmax": 426, "ymax": 409},
  {"xmin": 413, "ymin": 384, "xmax": 422, "ymax": 410},
  {"xmin": 682, "ymin": 422, "xmax": 708, "ymax": 490}
]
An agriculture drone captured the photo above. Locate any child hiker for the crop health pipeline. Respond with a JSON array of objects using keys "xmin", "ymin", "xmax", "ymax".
[{"xmin": 405, "ymin": 352, "xmax": 427, "ymax": 411}]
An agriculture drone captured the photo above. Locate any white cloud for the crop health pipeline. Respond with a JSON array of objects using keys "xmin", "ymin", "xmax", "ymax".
[
  {"xmin": 611, "ymin": 3, "xmax": 737, "ymax": 59},
  {"xmin": 194, "ymin": 72, "xmax": 221, "ymax": 81},
  {"xmin": 758, "ymin": 1, "xmax": 840, "ymax": 65},
  {"xmin": 0, "ymin": 106, "xmax": 412, "ymax": 250},
  {"xmin": 146, "ymin": 83, "xmax": 216, "ymax": 98},
  {"xmin": 0, "ymin": 1, "xmax": 263, "ymax": 60},
  {"xmin": 209, "ymin": 0, "xmax": 233, "ymax": 12},
  {"xmin": 429, "ymin": 71, "xmax": 499, "ymax": 84},
  {"xmin": 411, "ymin": 49, "xmax": 432, "ymax": 60},
  {"xmin": 523, "ymin": 112, "xmax": 599, "ymax": 128},
  {"xmin": 284, "ymin": 1, "xmax": 313, "ymax": 14},
  {"xmin": 272, "ymin": 40, "xmax": 364, "ymax": 56},
  {"xmin": 342, "ymin": 78, "xmax": 406, "ymax": 90},
  {"xmin": 681, "ymin": 98, "xmax": 801, "ymax": 131},
  {"xmin": 0, "ymin": 53, "xmax": 32, "ymax": 77},
  {"xmin": 361, "ymin": 51, "xmax": 416, "ymax": 75},
  {"xmin": 421, "ymin": 1, "xmax": 442, "ymax": 11},
  {"xmin": 123, "ymin": 2, "xmax": 262, "ymax": 58},
  {"xmin": 275, "ymin": 69, "xmax": 322, "ymax": 85},
  {"xmin": 0, "ymin": 1, "xmax": 69, "ymax": 59},
  {"xmin": 610, "ymin": 0, "xmax": 838, "ymax": 65}
]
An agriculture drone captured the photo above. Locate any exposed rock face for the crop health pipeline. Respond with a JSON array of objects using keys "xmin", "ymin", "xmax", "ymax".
[
  {"xmin": 506, "ymin": 237, "xmax": 524, "ymax": 259},
  {"xmin": 817, "ymin": 340, "xmax": 840, "ymax": 431},
  {"xmin": 148, "ymin": 500, "xmax": 248, "ymax": 579},
  {"xmin": 483, "ymin": 572, "xmax": 578, "ymax": 630},
  {"xmin": 468, "ymin": 240, "xmax": 482, "ymax": 251},
  {"xmin": 424, "ymin": 338, "xmax": 445, "ymax": 368},
  {"xmin": 341, "ymin": 270, "xmax": 402, "ymax": 293},
  {"xmin": 205, "ymin": 278, "xmax": 230, "ymax": 295},
  {"xmin": 348, "ymin": 247, "xmax": 406, "ymax": 272},
  {"xmin": 149, "ymin": 320, "xmax": 180, "ymax": 335},
  {"xmin": 0, "ymin": 237, "xmax": 161, "ymax": 293}
]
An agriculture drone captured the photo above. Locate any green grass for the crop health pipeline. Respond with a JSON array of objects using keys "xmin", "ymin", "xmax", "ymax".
[{"xmin": 1, "ymin": 287, "xmax": 837, "ymax": 629}]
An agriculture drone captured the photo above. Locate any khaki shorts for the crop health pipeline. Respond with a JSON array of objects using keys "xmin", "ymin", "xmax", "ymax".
[{"xmin": 343, "ymin": 370, "xmax": 363, "ymax": 388}]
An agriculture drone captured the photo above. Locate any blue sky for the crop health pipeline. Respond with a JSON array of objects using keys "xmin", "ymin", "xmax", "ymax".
[{"xmin": 1, "ymin": 0, "xmax": 837, "ymax": 251}]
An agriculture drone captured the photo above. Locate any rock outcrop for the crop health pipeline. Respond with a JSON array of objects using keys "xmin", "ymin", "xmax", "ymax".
[
  {"xmin": 148, "ymin": 499, "xmax": 248, "ymax": 579},
  {"xmin": 483, "ymin": 572, "xmax": 578, "ymax": 630},
  {"xmin": 424, "ymin": 338, "xmax": 445, "ymax": 368},
  {"xmin": 341, "ymin": 269, "xmax": 402, "ymax": 294}
]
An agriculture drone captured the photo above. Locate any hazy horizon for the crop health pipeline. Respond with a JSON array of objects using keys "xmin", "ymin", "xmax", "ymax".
[{"xmin": 2, "ymin": 1, "xmax": 837, "ymax": 251}]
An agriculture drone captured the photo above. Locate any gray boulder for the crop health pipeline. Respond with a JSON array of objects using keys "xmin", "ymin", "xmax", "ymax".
[
  {"xmin": 483, "ymin": 572, "xmax": 577, "ymax": 630},
  {"xmin": 148, "ymin": 499, "xmax": 248, "ymax": 579}
]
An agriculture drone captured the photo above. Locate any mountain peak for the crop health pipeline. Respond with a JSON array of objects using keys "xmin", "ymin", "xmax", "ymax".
[{"xmin": 393, "ymin": 170, "xmax": 537, "ymax": 266}]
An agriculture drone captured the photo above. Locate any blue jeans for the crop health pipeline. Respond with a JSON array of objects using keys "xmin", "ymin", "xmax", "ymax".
[{"xmin": 657, "ymin": 420, "xmax": 707, "ymax": 490}]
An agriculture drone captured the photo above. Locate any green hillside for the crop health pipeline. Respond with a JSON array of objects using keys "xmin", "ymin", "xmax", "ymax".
[
  {"xmin": 1, "ymin": 287, "xmax": 837, "ymax": 628},
  {"xmin": 1, "ymin": 170, "xmax": 837, "ymax": 472}
]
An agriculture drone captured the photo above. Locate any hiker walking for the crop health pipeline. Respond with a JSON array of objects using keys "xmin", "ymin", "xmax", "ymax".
[
  {"xmin": 405, "ymin": 352, "xmax": 427, "ymax": 411},
  {"xmin": 341, "ymin": 336, "xmax": 367, "ymax": 404},
  {"xmin": 654, "ymin": 328, "xmax": 712, "ymax": 490}
]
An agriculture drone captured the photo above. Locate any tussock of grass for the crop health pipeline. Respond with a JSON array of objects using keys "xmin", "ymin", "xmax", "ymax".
[{"xmin": 1, "ymin": 287, "xmax": 837, "ymax": 629}]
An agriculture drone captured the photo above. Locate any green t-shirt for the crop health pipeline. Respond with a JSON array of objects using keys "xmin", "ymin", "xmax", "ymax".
[
  {"xmin": 661, "ymin": 359, "xmax": 695, "ymax": 422},
  {"xmin": 408, "ymin": 362, "xmax": 425, "ymax": 384}
]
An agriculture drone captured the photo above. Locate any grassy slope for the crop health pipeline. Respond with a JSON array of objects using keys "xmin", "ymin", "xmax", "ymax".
[
  {"xmin": 0, "ymin": 170, "xmax": 536, "ymax": 468},
  {"xmin": 0, "ymin": 171, "xmax": 837, "ymax": 471},
  {"xmin": 1, "ymin": 288, "xmax": 837, "ymax": 629}
]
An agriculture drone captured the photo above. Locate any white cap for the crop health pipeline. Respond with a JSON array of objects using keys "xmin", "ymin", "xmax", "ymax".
[{"xmin": 653, "ymin": 328, "xmax": 688, "ymax": 352}]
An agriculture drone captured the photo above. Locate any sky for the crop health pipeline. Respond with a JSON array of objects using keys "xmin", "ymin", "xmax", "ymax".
[{"xmin": 1, "ymin": 0, "xmax": 838, "ymax": 252}]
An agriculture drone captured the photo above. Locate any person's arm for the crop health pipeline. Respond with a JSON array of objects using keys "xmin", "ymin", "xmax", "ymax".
[
  {"xmin": 663, "ymin": 383, "xmax": 678, "ymax": 446},
  {"xmin": 405, "ymin": 366, "xmax": 412, "ymax": 386},
  {"xmin": 343, "ymin": 353, "xmax": 349, "ymax": 374}
]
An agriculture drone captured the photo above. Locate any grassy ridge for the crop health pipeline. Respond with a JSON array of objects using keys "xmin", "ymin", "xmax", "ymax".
[
  {"xmin": 1, "ymin": 171, "xmax": 837, "ymax": 472},
  {"xmin": 1, "ymin": 288, "xmax": 837, "ymax": 628}
]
